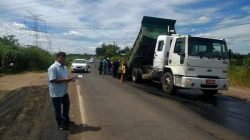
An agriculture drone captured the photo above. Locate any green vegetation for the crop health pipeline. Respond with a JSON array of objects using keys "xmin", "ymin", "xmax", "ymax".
[
  {"xmin": 0, "ymin": 35, "xmax": 94, "ymax": 74},
  {"xmin": 0, "ymin": 35, "xmax": 54, "ymax": 73},
  {"xmin": 95, "ymin": 42, "xmax": 131, "ymax": 62},
  {"xmin": 229, "ymin": 66, "xmax": 250, "ymax": 88},
  {"xmin": 229, "ymin": 53, "xmax": 250, "ymax": 88}
]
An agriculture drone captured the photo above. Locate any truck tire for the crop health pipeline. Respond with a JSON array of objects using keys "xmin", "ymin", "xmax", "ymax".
[
  {"xmin": 132, "ymin": 68, "xmax": 142, "ymax": 83},
  {"xmin": 162, "ymin": 72, "xmax": 176, "ymax": 95},
  {"xmin": 203, "ymin": 90, "xmax": 218, "ymax": 96}
]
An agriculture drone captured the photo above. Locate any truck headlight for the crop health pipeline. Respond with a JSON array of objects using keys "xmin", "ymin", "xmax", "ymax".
[{"xmin": 175, "ymin": 76, "xmax": 182, "ymax": 85}]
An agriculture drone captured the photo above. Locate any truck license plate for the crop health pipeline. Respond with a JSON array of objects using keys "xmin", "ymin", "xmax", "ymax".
[{"xmin": 206, "ymin": 79, "xmax": 215, "ymax": 85}]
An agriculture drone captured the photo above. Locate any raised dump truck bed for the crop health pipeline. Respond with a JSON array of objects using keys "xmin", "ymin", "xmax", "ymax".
[{"xmin": 127, "ymin": 16, "xmax": 176, "ymax": 72}]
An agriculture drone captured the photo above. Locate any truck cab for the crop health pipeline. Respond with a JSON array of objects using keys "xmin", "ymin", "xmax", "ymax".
[{"xmin": 154, "ymin": 35, "xmax": 229, "ymax": 95}]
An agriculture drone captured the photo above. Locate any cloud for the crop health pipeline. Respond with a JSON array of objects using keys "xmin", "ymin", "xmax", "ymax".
[
  {"xmin": 0, "ymin": 0, "xmax": 249, "ymax": 54},
  {"xmin": 64, "ymin": 30, "xmax": 80, "ymax": 36},
  {"xmin": 241, "ymin": 6, "xmax": 250, "ymax": 13},
  {"xmin": 13, "ymin": 22, "xmax": 27, "ymax": 29},
  {"xmin": 196, "ymin": 16, "xmax": 211, "ymax": 24}
]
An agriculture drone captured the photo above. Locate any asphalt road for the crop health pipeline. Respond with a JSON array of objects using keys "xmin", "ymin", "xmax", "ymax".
[{"xmin": 72, "ymin": 67, "xmax": 250, "ymax": 140}]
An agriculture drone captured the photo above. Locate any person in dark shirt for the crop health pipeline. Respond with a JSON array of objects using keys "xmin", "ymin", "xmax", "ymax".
[
  {"xmin": 99, "ymin": 59, "xmax": 103, "ymax": 75},
  {"xmin": 112, "ymin": 60, "xmax": 120, "ymax": 78}
]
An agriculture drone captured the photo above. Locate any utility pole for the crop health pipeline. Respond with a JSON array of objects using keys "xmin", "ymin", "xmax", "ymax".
[
  {"xmin": 48, "ymin": 39, "xmax": 52, "ymax": 51},
  {"xmin": 45, "ymin": 30, "xmax": 53, "ymax": 52},
  {"xmin": 34, "ymin": 15, "xmax": 39, "ymax": 47},
  {"xmin": 24, "ymin": 11, "xmax": 46, "ymax": 47}
]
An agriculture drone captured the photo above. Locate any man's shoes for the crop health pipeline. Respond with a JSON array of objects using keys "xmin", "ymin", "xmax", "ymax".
[
  {"xmin": 58, "ymin": 125, "xmax": 69, "ymax": 130},
  {"xmin": 69, "ymin": 120, "xmax": 75, "ymax": 125}
]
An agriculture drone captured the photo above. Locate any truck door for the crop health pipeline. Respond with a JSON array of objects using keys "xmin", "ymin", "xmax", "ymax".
[
  {"xmin": 169, "ymin": 37, "xmax": 186, "ymax": 66},
  {"xmin": 153, "ymin": 39, "xmax": 165, "ymax": 70}
]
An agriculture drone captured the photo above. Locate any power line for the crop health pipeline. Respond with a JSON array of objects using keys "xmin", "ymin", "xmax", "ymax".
[
  {"xmin": 188, "ymin": 22, "xmax": 250, "ymax": 34},
  {"xmin": 179, "ymin": 15, "xmax": 250, "ymax": 29}
]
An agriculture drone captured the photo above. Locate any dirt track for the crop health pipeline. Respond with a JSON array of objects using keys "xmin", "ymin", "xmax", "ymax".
[{"xmin": 0, "ymin": 73, "xmax": 68, "ymax": 140}]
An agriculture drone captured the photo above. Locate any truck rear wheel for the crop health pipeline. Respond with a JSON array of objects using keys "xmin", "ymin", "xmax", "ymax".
[
  {"xmin": 162, "ymin": 72, "xmax": 176, "ymax": 95},
  {"xmin": 132, "ymin": 68, "xmax": 142, "ymax": 83},
  {"xmin": 203, "ymin": 90, "xmax": 218, "ymax": 96}
]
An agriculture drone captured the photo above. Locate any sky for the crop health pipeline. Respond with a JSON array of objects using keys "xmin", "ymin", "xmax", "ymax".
[{"xmin": 0, "ymin": 0, "xmax": 249, "ymax": 54}]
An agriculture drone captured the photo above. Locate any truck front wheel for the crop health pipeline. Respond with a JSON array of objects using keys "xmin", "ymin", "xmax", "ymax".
[
  {"xmin": 162, "ymin": 72, "xmax": 176, "ymax": 95},
  {"xmin": 132, "ymin": 68, "xmax": 142, "ymax": 83}
]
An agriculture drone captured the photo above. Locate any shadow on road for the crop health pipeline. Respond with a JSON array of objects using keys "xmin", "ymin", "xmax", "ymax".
[
  {"xmin": 174, "ymin": 89, "xmax": 219, "ymax": 105},
  {"xmin": 70, "ymin": 122, "xmax": 101, "ymax": 134},
  {"xmin": 129, "ymin": 80, "xmax": 250, "ymax": 139},
  {"xmin": 138, "ymin": 80, "xmax": 222, "ymax": 105}
]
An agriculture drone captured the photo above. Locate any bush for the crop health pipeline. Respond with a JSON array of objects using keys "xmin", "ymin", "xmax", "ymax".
[
  {"xmin": 0, "ymin": 35, "xmax": 54, "ymax": 73},
  {"xmin": 229, "ymin": 65, "xmax": 250, "ymax": 88}
]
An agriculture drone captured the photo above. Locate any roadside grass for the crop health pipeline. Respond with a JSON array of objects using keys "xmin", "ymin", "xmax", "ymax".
[{"xmin": 229, "ymin": 66, "xmax": 250, "ymax": 88}]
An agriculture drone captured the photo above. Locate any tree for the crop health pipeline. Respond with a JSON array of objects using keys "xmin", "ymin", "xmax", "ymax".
[
  {"xmin": 0, "ymin": 35, "xmax": 19, "ymax": 47},
  {"xmin": 95, "ymin": 42, "xmax": 120, "ymax": 57},
  {"xmin": 118, "ymin": 46, "xmax": 131, "ymax": 54}
]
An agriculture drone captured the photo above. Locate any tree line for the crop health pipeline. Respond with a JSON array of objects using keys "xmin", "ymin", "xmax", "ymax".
[{"xmin": 95, "ymin": 42, "xmax": 131, "ymax": 61}]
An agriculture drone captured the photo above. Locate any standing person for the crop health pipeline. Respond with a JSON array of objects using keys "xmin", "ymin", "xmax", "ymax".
[
  {"xmin": 112, "ymin": 60, "xmax": 120, "ymax": 78},
  {"xmin": 99, "ymin": 59, "xmax": 103, "ymax": 75},
  {"xmin": 103, "ymin": 58, "xmax": 107, "ymax": 75},
  {"xmin": 107, "ymin": 58, "xmax": 112, "ymax": 75},
  {"xmin": 48, "ymin": 52, "xmax": 74, "ymax": 130},
  {"xmin": 121, "ymin": 62, "xmax": 126, "ymax": 82}
]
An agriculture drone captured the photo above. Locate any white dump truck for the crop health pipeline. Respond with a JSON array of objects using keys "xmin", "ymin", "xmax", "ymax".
[{"xmin": 127, "ymin": 16, "xmax": 229, "ymax": 96}]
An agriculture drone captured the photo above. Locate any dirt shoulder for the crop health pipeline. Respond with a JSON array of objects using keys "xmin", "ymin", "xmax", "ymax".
[
  {"xmin": 220, "ymin": 87, "xmax": 250, "ymax": 101},
  {"xmin": 0, "ymin": 72, "xmax": 47, "ymax": 91},
  {"xmin": 0, "ymin": 72, "xmax": 68, "ymax": 140}
]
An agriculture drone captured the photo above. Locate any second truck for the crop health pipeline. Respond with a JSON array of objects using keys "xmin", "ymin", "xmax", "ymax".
[{"xmin": 127, "ymin": 16, "xmax": 229, "ymax": 96}]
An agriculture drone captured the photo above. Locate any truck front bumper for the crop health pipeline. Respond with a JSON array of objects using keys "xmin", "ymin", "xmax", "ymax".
[{"xmin": 174, "ymin": 76, "xmax": 229, "ymax": 90}]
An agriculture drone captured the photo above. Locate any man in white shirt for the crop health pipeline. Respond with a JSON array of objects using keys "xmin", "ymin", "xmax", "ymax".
[{"xmin": 48, "ymin": 52, "xmax": 74, "ymax": 130}]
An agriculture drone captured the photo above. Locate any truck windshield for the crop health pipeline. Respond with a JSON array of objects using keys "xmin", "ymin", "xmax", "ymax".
[{"xmin": 188, "ymin": 37, "xmax": 228, "ymax": 59}]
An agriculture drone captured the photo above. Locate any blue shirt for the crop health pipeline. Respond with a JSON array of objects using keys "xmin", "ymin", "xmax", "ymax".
[{"xmin": 48, "ymin": 61, "xmax": 68, "ymax": 97}]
